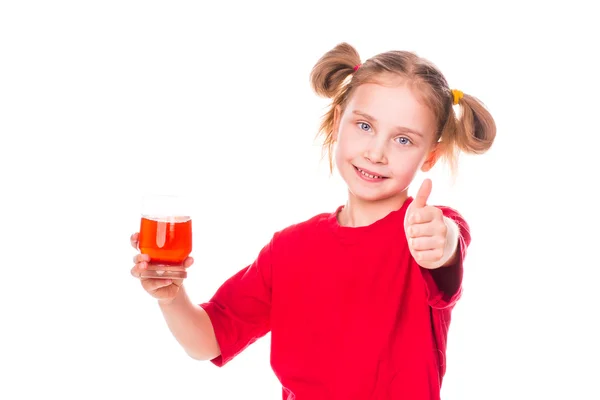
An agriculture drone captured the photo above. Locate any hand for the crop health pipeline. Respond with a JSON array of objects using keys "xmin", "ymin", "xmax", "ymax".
[
  {"xmin": 130, "ymin": 232, "xmax": 194, "ymax": 304},
  {"xmin": 404, "ymin": 179, "xmax": 459, "ymax": 270}
]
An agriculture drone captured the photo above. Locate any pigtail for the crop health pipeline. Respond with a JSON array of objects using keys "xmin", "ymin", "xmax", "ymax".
[
  {"xmin": 310, "ymin": 42, "xmax": 362, "ymax": 172},
  {"xmin": 452, "ymin": 94, "xmax": 496, "ymax": 154},
  {"xmin": 438, "ymin": 93, "xmax": 496, "ymax": 175},
  {"xmin": 310, "ymin": 42, "xmax": 361, "ymax": 98}
]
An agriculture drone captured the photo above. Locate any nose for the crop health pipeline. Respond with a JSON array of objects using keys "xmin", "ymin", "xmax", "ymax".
[{"xmin": 364, "ymin": 136, "xmax": 387, "ymax": 164}]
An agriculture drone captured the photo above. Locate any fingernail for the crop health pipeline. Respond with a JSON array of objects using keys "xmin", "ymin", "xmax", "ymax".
[{"xmin": 140, "ymin": 262, "xmax": 147, "ymax": 269}]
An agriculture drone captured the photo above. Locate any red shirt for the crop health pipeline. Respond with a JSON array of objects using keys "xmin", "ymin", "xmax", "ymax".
[{"xmin": 201, "ymin": 197, "xmax": 471, "ymax": 399}]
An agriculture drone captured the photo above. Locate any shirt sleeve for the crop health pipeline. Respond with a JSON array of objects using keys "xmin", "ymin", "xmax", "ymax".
[
  {"xmin": 418, "ymin": 206, "xmax": 472, "ymax": 309},
  {"xmin": 199, "ymin": 237, "xmax": 273, "ymax": 367}
]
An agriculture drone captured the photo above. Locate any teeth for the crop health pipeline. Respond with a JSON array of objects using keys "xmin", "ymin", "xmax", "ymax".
[{"xmin": 358, "ymin": 168, "xmax": 382, "ymax": 179}]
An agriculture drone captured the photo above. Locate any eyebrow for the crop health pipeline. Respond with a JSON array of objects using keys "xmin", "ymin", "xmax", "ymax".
[{"xmin": 352, "ymin": 110, "xmax": 424, "ymax": 137}]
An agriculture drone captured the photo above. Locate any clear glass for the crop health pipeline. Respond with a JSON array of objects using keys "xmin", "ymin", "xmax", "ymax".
[{"xmin": 138, "ymin": 194, "xmax": 192, "ymax": 279}]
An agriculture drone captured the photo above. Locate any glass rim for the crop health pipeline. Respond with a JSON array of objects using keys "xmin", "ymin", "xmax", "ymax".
[
  {"xmin": 140, "ymin": 214, "xmax": 192, "ymax": 221},
  {"xmin": 141, "ymin": 193, "xmax": 188, "ymax": 198}
]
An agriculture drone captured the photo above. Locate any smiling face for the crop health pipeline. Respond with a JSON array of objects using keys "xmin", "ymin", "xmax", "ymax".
[{"xmin": 332, "ymin": 78, "xmax": 439, "ymax": 205}]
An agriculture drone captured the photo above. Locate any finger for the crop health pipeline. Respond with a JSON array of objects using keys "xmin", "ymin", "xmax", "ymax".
[
  {"xmin": 132, "ymin": 254, "xmax": 151, "ymax": 264},
  {"xmin": 413, "ymin": 248, "xmax": 444, "ymax": 263},
  {"xmin": 412, "ymin": 178, "xmax": 432, "ymax": 209},
  {"xmin": 409, "ymin": 236, "xmax": 446, "ymax": 251},
  {"xmin": 408, "ymin": 207, "xmax": 439, "ymax": 224},
  {"xmin": 130, "ymin": 260, "xmax": 149, "ymax": 279},
  {"xmin": 130, "ymin": 233, "xmax": 139, "ymax": 250},
  {"xmin": 141, "ymin": 278, "xmax": 173, "ymax": 293},
  {"xmin": 406, "ymin": 222, "xmax": 439, "ymax": 238},
  {"xmin": 408, "ymin": 208, "xmax": 434, "ymax": 224},
  {"xmin": 183, "ymin": 257, "xmax": 194, "ymax": 268},
  {"xmin": 130, "ymin": 265, "xmax": 141, "ymax": 278}
]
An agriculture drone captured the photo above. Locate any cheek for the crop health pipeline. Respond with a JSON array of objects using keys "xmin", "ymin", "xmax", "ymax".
[
  {"xmin": 337, "ymin": 128, "xmax": 365, "ymax": 157},
  {"xmin": 334, "ymin": 142, "xmax": 350, "ymax": 171},
  {"xmin": 335, "ymin": 130, "xmax": 352, "ymax": 159},
  {"xmin": 389, "ymin": 149, "xmax": 426, "ymax": 176}
]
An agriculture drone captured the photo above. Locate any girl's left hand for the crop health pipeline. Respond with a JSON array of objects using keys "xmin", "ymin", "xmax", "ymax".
[{"xmin": 404, "ymin": 179, "xmax": 459, "ymax": 270}]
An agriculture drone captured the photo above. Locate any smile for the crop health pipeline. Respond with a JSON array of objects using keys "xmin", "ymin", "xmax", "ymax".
[{"xmin": 354, "ymin": 166, "xmax": 387, "ymax": 181}]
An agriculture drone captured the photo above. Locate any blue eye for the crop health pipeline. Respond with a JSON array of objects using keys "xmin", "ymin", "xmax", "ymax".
[
  {"xmin": 358, "ymin": 122, "xmax": 371, "ymax": 131},
  {"xmin": 395, "ymin": 137, "xmax": 412, "ymax": 145}
]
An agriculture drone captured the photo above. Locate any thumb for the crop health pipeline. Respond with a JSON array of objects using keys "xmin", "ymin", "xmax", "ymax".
[{"xmin": 412, "ymin": 178, "xmax": 432, "ymax": 209}]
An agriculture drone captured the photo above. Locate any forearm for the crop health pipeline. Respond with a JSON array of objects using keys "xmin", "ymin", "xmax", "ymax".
[{"xmin": 158, "ymin": 285, "xmax": 221, "ymax": 361}]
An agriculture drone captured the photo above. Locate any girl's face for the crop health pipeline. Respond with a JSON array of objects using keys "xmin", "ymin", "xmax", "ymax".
[{"xmin": 333, "ymin": 80, "xmax": 439, "ymax": 205}]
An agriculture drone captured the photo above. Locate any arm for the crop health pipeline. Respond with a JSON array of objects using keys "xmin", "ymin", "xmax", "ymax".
[
  {"xmin": 419, "ymin": 206, "xmax": 471, "ymax": 309},
  {"xmin": 199, "ymin": 238, "xmax": 274, "ymax": 367},
  {"xmin": 158, "ymin": 285, "xmax": 221, "ymax": 361},
  {"xmin": 440, "ymin": 215, "xmax": 461, "ymax": 267}
]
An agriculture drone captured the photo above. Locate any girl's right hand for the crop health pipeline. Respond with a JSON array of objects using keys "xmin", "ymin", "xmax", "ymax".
[{"xmin": 129, "ymin": 232, "xmax": 194, "ymax": 303}]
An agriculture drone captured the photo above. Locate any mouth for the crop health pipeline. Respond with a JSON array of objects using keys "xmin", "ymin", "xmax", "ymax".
[{"xmin": 353, "ymin": 165, "xmax": 388, "ymax": 181}]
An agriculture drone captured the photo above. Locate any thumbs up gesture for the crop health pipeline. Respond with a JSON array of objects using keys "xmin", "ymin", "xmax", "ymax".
[{"xmin": 404, "ymin": 179, "xmax": 460, "ymax": 270}]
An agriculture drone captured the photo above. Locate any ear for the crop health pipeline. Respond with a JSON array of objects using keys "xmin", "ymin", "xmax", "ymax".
[
  {"xmin": 421, "ymin": 143, "xmax": 442, "ymax": 172},
  {"xmin": 332, "ymin": 105, "xmax": 342, "ymax": 141}
]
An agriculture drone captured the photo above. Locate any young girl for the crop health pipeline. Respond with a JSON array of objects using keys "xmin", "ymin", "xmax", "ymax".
[{"xmin": 130, "ymin": 42, "xmax": 496, "ymax": 400}]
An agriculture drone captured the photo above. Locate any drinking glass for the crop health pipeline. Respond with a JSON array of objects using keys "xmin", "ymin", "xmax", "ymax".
[{"xmin": 137, "ymin": 194, "xmax": 192, "ymax": 279}]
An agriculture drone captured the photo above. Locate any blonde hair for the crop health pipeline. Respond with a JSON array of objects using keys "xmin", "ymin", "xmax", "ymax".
[{"xmin": 309, "ymin": 42, "xmax": 496, "ymax": 174}]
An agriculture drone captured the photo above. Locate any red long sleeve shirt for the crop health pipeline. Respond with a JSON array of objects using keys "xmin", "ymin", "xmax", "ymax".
[{"xmin": 201, "ymin": 197, "xmax": 471, "ymax": 399}]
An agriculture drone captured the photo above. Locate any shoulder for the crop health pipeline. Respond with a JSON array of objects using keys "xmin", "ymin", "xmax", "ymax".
[
  {"xmin": 434, "ymin": 204, "xmax": 467, "ymax": 223},
  {"xmin": 248, "ymin": 208, "xmax": 338, "ymax": 269},
  {"xmin": 434, "ymin": 204, "xmax": 466, "ymax": 221},
  {"xmin": 433, "ymin": 204, "xmax": 471, "ymax": 245}
]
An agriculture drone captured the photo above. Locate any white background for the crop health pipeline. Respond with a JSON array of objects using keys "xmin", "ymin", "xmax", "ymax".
[{"xmin": 1, "ymin": 1, "xmax": 599, "ymax": 399}]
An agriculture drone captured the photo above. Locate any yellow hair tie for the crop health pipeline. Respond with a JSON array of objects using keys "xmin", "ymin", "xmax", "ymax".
[{"xmin": 452, "ymin": 89, "xmax": 464, "ymax": 105}]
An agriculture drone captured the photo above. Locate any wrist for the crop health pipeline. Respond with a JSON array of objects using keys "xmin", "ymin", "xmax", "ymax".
[
  {"xmin": 441, "ymin": 216, "xmax": 460, "ymax": 267},
  {"xmin": 157, "ymin": 284, "xmax": 186, "ymax": 307},
  {"xmin": 158, "ymin": 298, "xmax": 175, "ymax": 306}
]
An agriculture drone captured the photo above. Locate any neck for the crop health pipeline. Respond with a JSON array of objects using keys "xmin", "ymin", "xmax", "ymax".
[{"xmin": 338, "ymin": 190, "xmax": 409, "ymax": 228}]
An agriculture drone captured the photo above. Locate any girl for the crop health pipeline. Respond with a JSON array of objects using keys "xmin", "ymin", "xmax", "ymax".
[{"xmin": 130, "ymin": 42, "xmax": 496, "ymax": 399}]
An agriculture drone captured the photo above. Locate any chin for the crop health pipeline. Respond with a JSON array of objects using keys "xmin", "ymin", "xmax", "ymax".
[
  {"xmin": 343, "ymin": 176, "xmax": 403, "ymax": 203},
  {"xmin": 350, "ymin": 188, "xmax": 402, "ymax": 203}
]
